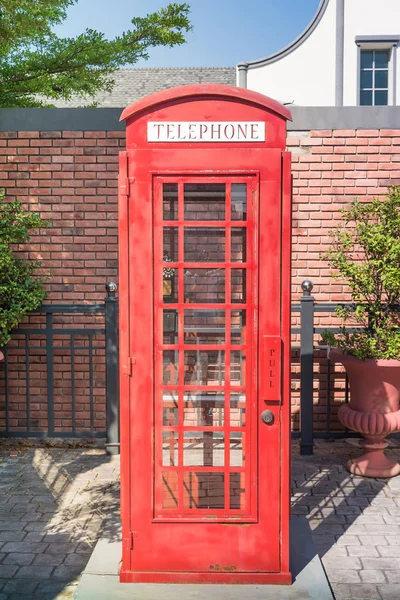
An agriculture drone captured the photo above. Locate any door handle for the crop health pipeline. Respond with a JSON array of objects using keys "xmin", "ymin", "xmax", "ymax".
[{"xmin": 260, "ymin": 410, "xmax": 275, "ymax": 425}]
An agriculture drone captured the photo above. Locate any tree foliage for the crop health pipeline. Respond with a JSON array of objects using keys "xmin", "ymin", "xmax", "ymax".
[
  {"xmin": 0, "ymin": 1, "xmax": 192, "ymax": 107},
  {"xmin": 321, "ymin": 187, "xmax": 400, "ymax": 359},
  {"xmin": 0, "ymin": 192, "xmax": 48, "ymax": 347}
]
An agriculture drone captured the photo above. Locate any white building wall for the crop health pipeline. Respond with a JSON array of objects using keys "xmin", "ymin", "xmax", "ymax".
[
  {"xmin": 245, "ymin": 0, "xmax": 337, "ymax": 106},
  {"xmin": 343, "ymin": 0, "xmax": 400, "ymax": 105}
]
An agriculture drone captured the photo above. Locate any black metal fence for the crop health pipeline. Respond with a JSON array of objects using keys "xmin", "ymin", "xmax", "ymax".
[
  {"xmin": 0, "ymin": 279, "xmax": 386, "ymax": 458},
  {"xmin": 0, "ymin": 283, "xmax": 119, "ymax": 454}
]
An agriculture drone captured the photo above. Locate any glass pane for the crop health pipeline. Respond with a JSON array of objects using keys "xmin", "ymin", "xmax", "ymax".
[
  {"xmin": 360, "ymin": 90, "xmax": 373, "ymax": 106},
  {"xmin": 231, "ymin": 351, "xmax": 246, "ymax": 386},
  {"xmin": 375, "ymin": 70, "xmax": 388, "ymax": 89},
  {"xmin": 163, "ymin": 183, "xmax": 178, "ymax": 221},
  {"xmin": 162, "ymin": 390, "xmax": 178, "ymax": 426},
  {"xmin": 230, "ymin": 472, "xmax": 245, "ymax": 510},
  {"xmin": 183, "ymin": 432, "xmax": 224, "ymax": 466},
  {"xmin": 163, "ymin": 350, "xmax": 178, "ymax": 384},
  {"xmin": 230, "ymin": 392, "xmax": 246, "ymax": 426},
  {"xmin": 184, "ymin": 268, "xmax": 225, "ymax": 303},
  {"xmin": 184, "ymin": 184, "xmax": 225, "ymax": 221},
  {"xmin": 230, "ymin": 433, "xmax": 245, "ymax": 467},
  {"xmin": 231, "ymin": 183, "xmax": 247, "ymax": 221},
  {"xmin": 183, "ymin": 472, "xmax": 225, "ymax": 509},
  {"xmin": 360, "ymin": 50, "xmax": 373, "ymax": 69},
  {"xmin": 375, "ymin": 90, "xmax": 388, "ymax": 106},
  {"xmin": 162, "ymin": 471, "xmax": 178, "ymax": 509},
  {"xmin": 184, "ymin": 391, "xmax": 224, "ymax": 426},
  {"xmin": 360, "ymin": 70, "xmax": 373, "ymax": 89},
  {"xmin": 231, "ymin": 228, "xmax": 246, "ymax": 263},
  {"xmin": 184, "ymin": 228, "xmax": 225, "ymax": 262},
  {"xmin": 163, "ymin": 431, "xmax": 178, "ymax": 466},
  {"xmin": 184, "ymin": 350, "xmax": 225, "ymax": 385},
  {"xmin": 375, "ymin": 50, "xmax": 389, "ymax": 68},
  {"xmin": 231, "ymin": 310, "xmax": 246, "ymax": 345},
  {"xmin": 163, "ymin": 310, "xmax": 178, "ymax": 344},
  {"xmin": 184, "ymin": 310, "xmax": 225, "ymax": 344},
  {"xmin": 231, "ymin": 269, "xmax": 246, "ymax": 303},
  {"xmin": 163, "ymin": 227, "xmax": 178, "ymax": 262}
]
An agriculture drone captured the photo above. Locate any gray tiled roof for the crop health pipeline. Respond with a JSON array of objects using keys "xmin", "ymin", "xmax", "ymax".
[{"xmin": 54, "ymin": 67, "xmax": 236, "ymax": 108}]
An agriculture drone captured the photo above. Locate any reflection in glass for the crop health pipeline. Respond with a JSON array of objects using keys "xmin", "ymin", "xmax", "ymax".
[
  {"xmin": 163, "ymin": 227, "xmax": 178, "ymax": 262},
  {"xmin": 163, "ymin": 183, "xmax": 178, "ymax": 220},
  {"xmin": 183, "ymin": 391, "xmax": 224, "ymax": 427},
  {"xmin": 163, "ymin": 310, "xmax": 178, "ymax": 344},
  {"xmin": 163, "ymin": 431, "xmax": 178, "ymax": 466},
  {"xmin": 162, "ymin": 390, "xmax": 178, "ymax": 426},
  {"xmin": 230, "ymin": 392, "xmax": 246, "ymax": 426},
  {"xmin": 231, "ymin": 310, "xmax": 246, "ymax": 345},
  {"xmin": 184, "ymin": 310, "xmax": 225, "ymax": 345},
  {"xmin": 184, "ymin": 268, "xmax": 225, "ymax": 303},
  {"xmin": 231, "ymin": 351, "xmax": 245, "ymax": 386},
  {"xmin": 184, "ymin": 350, "xmax": 225, "ymax": 385},
  {"xmin": 184, "ymin": 183, "xmax": 225, "ymax": 221},
  {"xmin": 183, "ymin": 431, "xmax": 224, "ymax": 466},
  {"xmin": 231, "ymin": 183, "xmax": 247, "ymax": 221},
  {"xmin": 231, "ymin": 228, "xmax": 246, "ymax": 263},
  {"xmin": 231, "ymin": 269, "xmax": 246, "ymax": 303},
  {"xmin": 163, "ymin": 350, "xmax": 178, "ymax": 385},
  {"xmin": 183, "ymin": 472, "xmax": 225, "ymax": 509},
  {"xmin": 162, "ymin": 471, "xmax": 178, "ymax": 508},
  {"xmin": 184, "ymin": 228, "xmax": 225, "ymax": 262},
  {"xmin": 230, "ymin": 472, "xmax": 245, "ymax": 510},
  {"xmin": 230, "ymin": 433, "xmax": 245, "ymax": 467}
]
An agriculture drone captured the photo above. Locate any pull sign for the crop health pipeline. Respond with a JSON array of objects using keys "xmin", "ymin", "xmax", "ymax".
[
  {"xmin": 147, "ymin": 121, "xmax": 266, "ymax": 143},
  {"xmin": 261, "ymin": 336, "xmax": 281, "ymax": 404}
]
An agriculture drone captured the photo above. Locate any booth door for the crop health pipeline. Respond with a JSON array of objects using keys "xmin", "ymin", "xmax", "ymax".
[{"xmin": 130, "ymin": 174, "xmax": 282, "ymax": 576}]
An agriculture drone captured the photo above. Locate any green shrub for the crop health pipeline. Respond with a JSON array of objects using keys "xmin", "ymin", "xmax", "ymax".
[
  {"xmin": 0, "ymin": 192, "xmax": 48, "ymax": 347},
  {"xmin": 321, "ymin": 186, "xmax": 400, "ymax": 359}
]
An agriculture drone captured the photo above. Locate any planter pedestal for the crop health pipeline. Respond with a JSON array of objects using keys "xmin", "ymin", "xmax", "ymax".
[{"xmin": 331, "ymin": 350, "xmax": 400, "ymax": 479}]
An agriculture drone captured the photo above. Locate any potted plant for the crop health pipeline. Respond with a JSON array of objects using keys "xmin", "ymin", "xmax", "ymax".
[
  {"xmin": 0, "ymin": 191, "xmax": 48, "ymax": 360},
  {"xmin": 321, "ymin": 186, "xmax": 400, "ymax": 478}
]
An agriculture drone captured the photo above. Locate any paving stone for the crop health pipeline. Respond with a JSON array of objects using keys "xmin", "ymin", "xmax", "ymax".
[
  {"xmin": 0, "ymin": 565, "xmax": 18, "ymax": 578},
  {"xmin": 379, "ymin": 584, "xmax": 400, "ymax": 600},
  {"xmin": 14, "ymin": 566, "xmax": 53, "ymax": 579},
  {"xmin": 384, "ymin": 570, "xmax": 400, "ymax": 583},
  {"xmin": 347, "ymin": 545, "xmax": 379, "ymax": 557},
  {"xmin": 2, "ymin": 579, "xmax": 40, "ymax": 594},
  {"xmin": 378, "ymin": 545, "xmax": 400, "ymax": 557},
  {"xmin": 0, "ymin": 531, "xmax": 26, "ymax": 542},
  {"xmin": 332, "ymin": 583, "xmax": 381, "ymax": 599},
  {"xmin": 47, "ymin": 543, "xmax": 77, "ymax": 554},
  {"xmin": 33, "ymin": 553, "xmax": 66, "ymax": 567},
  {"xmin": 51, "ymin": 565, "xmax": 82, "ymax": 581},
  {"xmin": 362, "ymin": 557, "xmax": 400, "ymax": 570},
  {"xmin": 24, "ymin": 532, "xmax": 45, "ymax": 542},
  {"xmin": 1, "ymin": 541, "xmax": 48, "ymax": 554},
  {"xmin": 63, "ymin": 554, "xmax": 88, "ymax": 567},
  {"xmin": 322, "ymin": 556, "xmax": 362, "ymax": 570},
  {"xmin": 335, "ymin": 535, "xmax": 360, "ymax": 545},
  {"xmin": 359, "ymin": 569, "xmax": 386, "ymax": 583},
  {"xmin": 385, "ymin": 536, "xmax": 400, "ymax": 545},
  {"xmin": 2, "ymin": 553, "xmax": 35, "ymax": 566},
  {"xmin": 326, "ymin": 569, "xmax": 361, "ymax": 583},
  {"xmin": 359, "ymin": 535, "xmax": 387, "ymax": 546}
]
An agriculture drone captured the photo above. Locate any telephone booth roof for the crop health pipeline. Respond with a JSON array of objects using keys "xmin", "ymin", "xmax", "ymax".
[{"xmin": 120, "ymin": 84, "xmax": 292, "ymax": 122}]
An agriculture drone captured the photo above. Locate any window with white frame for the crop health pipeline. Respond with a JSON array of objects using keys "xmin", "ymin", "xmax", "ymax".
[{"xmin": 359, "ymin": 49, "xmax": 390, "ymax": 106}]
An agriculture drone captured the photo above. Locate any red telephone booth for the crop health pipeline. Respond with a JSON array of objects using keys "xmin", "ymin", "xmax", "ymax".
[{"xmin": 118, "ymin": 84, "xmax": 292, "ymax": 584}]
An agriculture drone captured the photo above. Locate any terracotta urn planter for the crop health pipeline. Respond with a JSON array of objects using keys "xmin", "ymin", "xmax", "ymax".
[{"xmin": 330, "ymin": 349, "xmax": 400, "ymax": 478}]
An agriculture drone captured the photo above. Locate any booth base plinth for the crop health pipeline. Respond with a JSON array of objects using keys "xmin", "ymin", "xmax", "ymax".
[
  {"xmin": 74, "ymin": 518, "xmax": 334, "ymax": 600},
  {"xmin": 119, "ymin": 570, "xmax": 292, "ymax": 585}
]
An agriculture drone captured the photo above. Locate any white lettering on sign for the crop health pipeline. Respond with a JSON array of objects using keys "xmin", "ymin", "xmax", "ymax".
[{"xmin": 147, "ymin": 121, "xmax": 265, "ymax": 142}]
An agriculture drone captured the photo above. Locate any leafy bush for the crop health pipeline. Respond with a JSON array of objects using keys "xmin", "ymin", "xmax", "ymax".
[
  {"xmin": 321, "ymin": 186, "xmax": 400, "ymax": 359},
  {"xmin": 0, "ymin": 192, "xmax": 48, "ymax": 347}
]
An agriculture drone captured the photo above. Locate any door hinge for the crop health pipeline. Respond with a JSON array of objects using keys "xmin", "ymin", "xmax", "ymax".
[
  {"xmin": 119, "ymin": 176, "xmax": 135, "ymax": 197},
  {"xmin": 123, "ymin": 356, "xmax": 135, "ymax": 377},
  {"xmin": 130, "ymin": 532, "xmax": 134, "ymax": 550}
]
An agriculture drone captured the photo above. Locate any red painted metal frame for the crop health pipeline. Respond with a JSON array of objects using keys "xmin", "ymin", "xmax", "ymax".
[
  {"xmin": 119, "ymin": 85, "xmax": 292, "ymax": 584},
  {"xmin": 153, "ymin": 175, "xmax": 257, "ymax": 523}
]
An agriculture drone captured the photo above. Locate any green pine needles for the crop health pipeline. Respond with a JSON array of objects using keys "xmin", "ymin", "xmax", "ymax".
[
  {"xmin": 321, "ymin": 187, "xmax": 400, "ymax": 360},
  {"xmin": 0, "ymin": 191, "xmax": 48, "ymax": 347},
  {"xmin": 0, "ymin": 1, "xmax": 192, "ymax": 107}
]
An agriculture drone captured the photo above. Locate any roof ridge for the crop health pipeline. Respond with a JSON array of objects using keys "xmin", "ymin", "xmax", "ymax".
[{"xmin": 116, "ymin": 66, "xmax": 235, "ymax": 72}]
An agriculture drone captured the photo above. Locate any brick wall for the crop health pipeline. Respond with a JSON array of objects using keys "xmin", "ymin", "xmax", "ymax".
[{"xmin": 2, "ymin": 125, "xmax": 400, "ymax": 435}]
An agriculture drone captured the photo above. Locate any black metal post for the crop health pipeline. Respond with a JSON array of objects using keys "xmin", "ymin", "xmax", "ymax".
[
  {"xmin": 300, "ymin": 280, "xmax": 315, "ymax": 456},
  {"xmin": 105, "ymin": 281, "xmax": 119, "ymax": 455}
]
